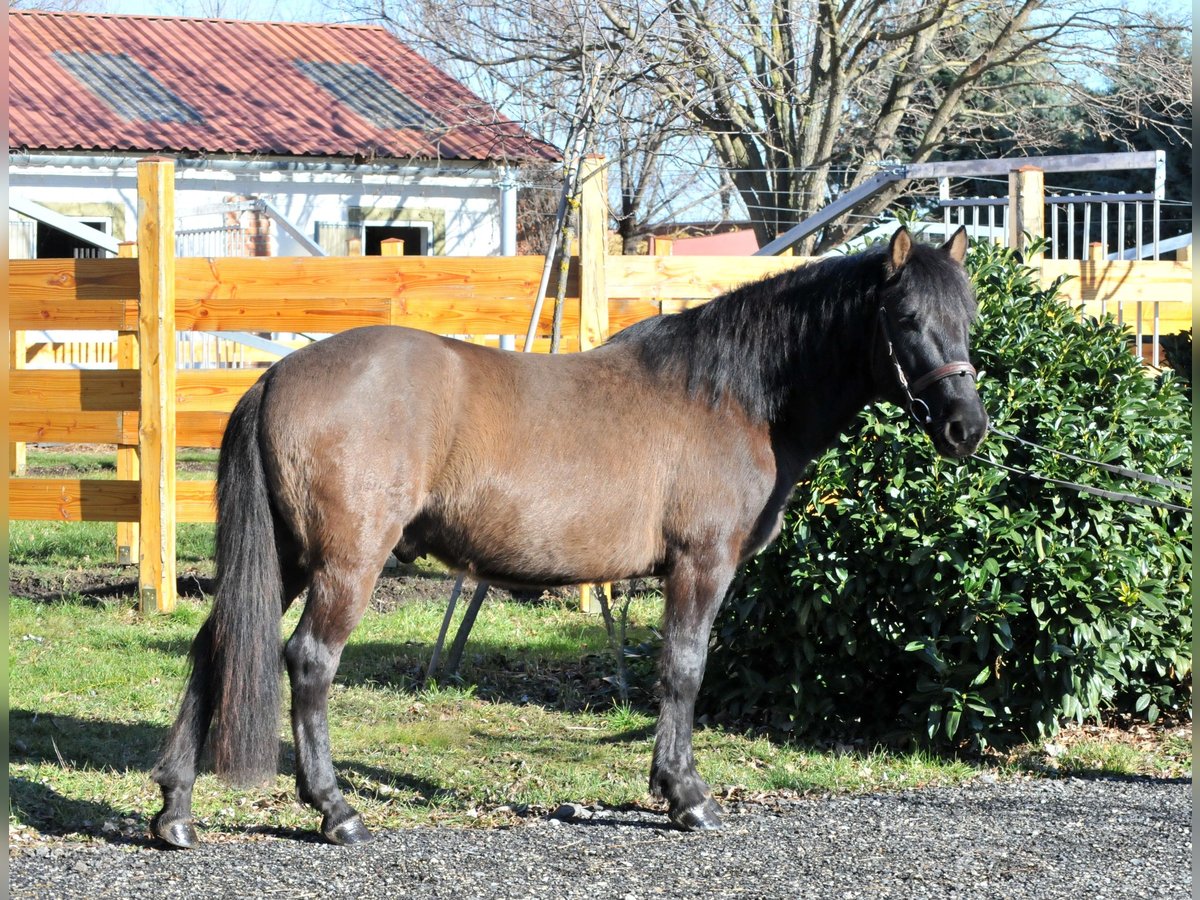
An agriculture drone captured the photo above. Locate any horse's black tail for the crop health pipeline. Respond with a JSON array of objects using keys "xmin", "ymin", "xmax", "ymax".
[{"xmin": 203, "ymin": 379, "xmax": 284, "ymax": 785}]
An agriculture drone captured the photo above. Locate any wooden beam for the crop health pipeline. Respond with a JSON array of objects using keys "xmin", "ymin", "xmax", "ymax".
[
  {"xmin": 578, "ymin": 156, "xmax": 609, "ymax": 353},
  {"xmin": 137, "ymin": 157, "xmax": 178, "ymax": 614},
  {"xmin": 9, "ymin": 478, "xmax": 138, "ymax": 521},
  {"xmin": 7, "ymin": 411, "xmax": 137, "ymax": 444},
  {"xmin": 117, "ymin": 240, "xmax": 140, "ymax": 565},
  {"xmin": 1008, "ymin": 166, "xmax": 1045, "ymax": 261},
  {"xmin": 8, "ymin": 478, "xmax": 216, "ymax": 522},
  {"xmin": 9, "ymin": 370, "xmax": 139, "ymax": 411},
  {"xmin": 8, "ymin": 258, "xmax": 140, "ymax": 301},
  {"xmin": 607, "ymin": 256, "xmax": 811, "ymax": 300},
  {"xmin": 10, "ymin": 329, "xmax": 27, "ymax": 476},
  {"xmin": 177, "ymin": 369, "xmax": 264, "ymax": 412},
  {"xmin": 577, "ymin": 156, "xmax": 610, "ymax": 616}
]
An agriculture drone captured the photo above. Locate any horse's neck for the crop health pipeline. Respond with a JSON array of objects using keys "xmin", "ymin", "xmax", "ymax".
[{"xmin": 771, "ymin": 307, "xmax": 879, "ymax": 467}]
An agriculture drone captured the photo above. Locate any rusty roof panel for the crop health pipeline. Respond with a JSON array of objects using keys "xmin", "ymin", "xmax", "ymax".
[{"xmin": 9, "ymin": 11, "xmax": 558, "ymax": 162}]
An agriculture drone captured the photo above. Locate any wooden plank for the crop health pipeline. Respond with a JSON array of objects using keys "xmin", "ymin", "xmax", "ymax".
[
  {"xmin": 9, "ymin": 257, "xmax": 139, "ymax": 330},
  {"xmin": 578, "ymin": 157, "xmax": 609, "ymax": 353},
  {"xmin": 8, "ymin": 478, "xmax": 216, "ymax": 522},
  {"xmin": 177, "ymin": 369, "xmax": 263, "ymax": 411},
  {"xmin": 8, "ymin": 297, "xmax": 137, "ymax": 330},
  {"xmin": 9, "ymin": 258, "xmax": 140, "ymax": 301},
  {"xmin": 7, "ymin": 410, "xmax": 227, "ymax": 448},
  {"xmin": 116, "ymin": 240, "xmax": 140, "ymax": 564},
  {"xmin": 8, "ymin": 411, "xmax": 136, "ymax": 444},
  {"xmin": 1009, "ymin": 166, "xmax": 1044, "ymax": 260},
  {"xmin": 175, "ymin": 256, "xmax": 556, "ymax": 303},
  {"xmin": 9, "ymin": 478, "xmax": 138, "ymax": 521},
  {"xmin": 1039, "ymin": 260, "xmax": 1193, "ymax": 305},
  {"xmin": 174, "ymin": 296, "xmax": 392, "ymax": 332},
  {"xmin": 138, "ymin": 157, "xmax": 177, "ymax": 614},
  {"xmin": 391, "ymin": 297, "xmax": 582, "ymax": 336},
  {"xmin": 606, "ymin": 256, "xmax": 812, "ymax": 300},
  {"xmin": 578, "ymin": 157, "xmax": 610, "ymax": 614},
  {"xmin": 177, "ymin": 411, "xmax": 229, "ymax": 448},
  {"xmin": 10, "ymin": 329, "xmax": 27, "ymax": 476},
  {"xmin": 9, "ymin": 370, "xmax": 139, "ymax": 411},
  {"xmin": 608, "ymin": 299, "xmax": 662, "ymax": 332},
  {"xmin": 177, "ymin": 480, "xmax": 217, "ymax": 522}
]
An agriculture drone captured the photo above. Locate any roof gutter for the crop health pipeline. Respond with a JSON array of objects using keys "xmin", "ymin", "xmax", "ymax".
[{"xmin": 9, "ymin": 150, "xmax": 515, "ymax": 179}]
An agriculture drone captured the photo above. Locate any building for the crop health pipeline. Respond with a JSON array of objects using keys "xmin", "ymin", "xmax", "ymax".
[{"xmin": 9, "ymin": 11, "xmax": 557, "ymax": 260}]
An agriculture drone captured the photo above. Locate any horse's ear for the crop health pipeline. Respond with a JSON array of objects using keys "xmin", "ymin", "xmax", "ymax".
[
  {"xmin": 889, "ymin": 227, "xmax": 913, "ymax": 272},
  {"xmin": 943, "ymin": 226, "xmax": 968, "ymax": 263}
]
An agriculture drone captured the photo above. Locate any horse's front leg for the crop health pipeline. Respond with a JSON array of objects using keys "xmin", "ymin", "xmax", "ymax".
[{"xmin": 651, "ymin": 552, "xmax": 734, "ymax": 831}]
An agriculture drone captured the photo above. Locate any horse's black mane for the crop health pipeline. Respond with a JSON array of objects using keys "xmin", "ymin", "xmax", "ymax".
[
  {"xmin": 608, "ymin": 243, "xmax": 972, "ymax": 423},
  {"xmin": 609, "ymin": 247, "xmax": 882, "ymax": 422}
]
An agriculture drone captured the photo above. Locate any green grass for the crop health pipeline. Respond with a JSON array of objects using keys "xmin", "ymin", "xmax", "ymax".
[
  {"xmin": 21, "ymin": 447, "xmax": 218, "ymax": 480},
  {"xmin": 10, "ymin": 521, "xmax": 216, "ymax": 568},
  {"xmin": 9, "ymin": 444, "xmax": 1190, "ymax": 844},
  {"xmin": 9, "ymin": 593, "xmax": 995, "ymax": 843},
  {"xmin": 12, "ymin": 446, "xmax": 219, "ymax": 570}
]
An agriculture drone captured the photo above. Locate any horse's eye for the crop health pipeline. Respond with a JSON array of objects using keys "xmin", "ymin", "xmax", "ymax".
[{"xmin": 898, "ymin": 315, "xmax": 919, "ymax": 331}]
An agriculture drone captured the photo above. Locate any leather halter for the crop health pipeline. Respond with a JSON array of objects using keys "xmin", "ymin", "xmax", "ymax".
[{"xmin": 877, "ymin": 304, "xmax": 976, "ymax": 426}]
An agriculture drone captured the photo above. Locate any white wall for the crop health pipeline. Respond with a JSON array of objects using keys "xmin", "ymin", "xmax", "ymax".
[{"xmin": 9, "ymin": 154, "xmax": 508, "ymax": 256}]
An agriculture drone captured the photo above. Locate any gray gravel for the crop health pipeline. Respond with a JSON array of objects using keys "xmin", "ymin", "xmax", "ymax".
[{"xmin": 11, "ymin": 776, "xmax": 1190, "ymax": 899}]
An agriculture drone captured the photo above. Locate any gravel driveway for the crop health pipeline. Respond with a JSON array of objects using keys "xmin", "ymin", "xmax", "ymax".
[{"xmin": 11, "ymin": 776, "xmax": 1190, "ymax": 899}]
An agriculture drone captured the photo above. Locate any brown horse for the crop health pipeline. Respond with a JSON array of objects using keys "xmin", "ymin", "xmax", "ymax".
[{"xmin": 150, "ymin": 227, "xmax": 987, "ymax": 847}]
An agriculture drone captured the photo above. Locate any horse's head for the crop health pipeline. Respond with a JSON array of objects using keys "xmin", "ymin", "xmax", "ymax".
[{"xmin": 872, "ymin": 226, "xmax": 988, "ymax": 459}]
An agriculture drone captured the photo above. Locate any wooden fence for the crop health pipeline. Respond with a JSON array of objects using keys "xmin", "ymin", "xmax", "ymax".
[{"xmin": 8, "ymin": 159, "xmax": 1193, "ymax": 613}]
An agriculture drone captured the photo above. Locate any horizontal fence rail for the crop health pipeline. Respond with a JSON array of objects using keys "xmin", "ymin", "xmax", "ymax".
[{"xmin": 8, "ymin": 158, "xmax": 1193, "ymax": 614}]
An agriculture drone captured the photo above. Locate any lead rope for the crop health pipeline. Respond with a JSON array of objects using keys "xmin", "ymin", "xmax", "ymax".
[{"xmin": 969, "ymin": 429, "xmax": 1192, "ymax": 514}]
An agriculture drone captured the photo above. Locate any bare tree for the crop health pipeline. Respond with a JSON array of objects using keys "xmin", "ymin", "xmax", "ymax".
[{"xmin": 350, "ymin": 0, "xmax": 1188, "ymax": 253}]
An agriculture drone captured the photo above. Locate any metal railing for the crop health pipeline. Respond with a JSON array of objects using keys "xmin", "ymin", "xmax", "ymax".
[{"xmin": 176, "ymin": 225, "xmax": 248, "ymax": 257}]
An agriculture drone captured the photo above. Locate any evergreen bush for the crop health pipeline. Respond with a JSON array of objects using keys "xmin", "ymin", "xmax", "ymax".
[{"xmin": 702, "ymin": 241, "xmax": 1192, "ymax": 748}]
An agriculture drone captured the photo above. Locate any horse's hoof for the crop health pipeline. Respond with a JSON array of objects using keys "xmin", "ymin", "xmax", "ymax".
[
  {"xmin": 151, "ymin": 815, "xmax": 199, "ymax": 849},
  {"xmin": 322, "ymin": 814, "xmax": 372, "ymax": 846},
  {"xmin": 669, "ymin": 798, "xmax": 724, "ymax": 832}
]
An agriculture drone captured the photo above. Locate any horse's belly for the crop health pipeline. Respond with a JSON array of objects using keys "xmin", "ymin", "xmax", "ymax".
[{"xmin": 401, "ymin": 484, "xmax": 665, "ymax": 588}]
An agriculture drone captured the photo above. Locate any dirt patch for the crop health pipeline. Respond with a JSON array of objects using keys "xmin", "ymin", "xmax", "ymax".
[
  {"xmin": 7, "ymin": 562, "xmax": 653, "ymax": 616},
  {"xmin": 8, "ymin": 564, "xmax": 455, "ymax": 609}
]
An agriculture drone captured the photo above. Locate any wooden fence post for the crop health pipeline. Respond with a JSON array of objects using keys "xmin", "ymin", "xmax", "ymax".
[
  {"xmin": 9, "ymin": 329, "xmax": 26, "ymax": 476},
  {"xmin": 116, "ymin": 241, "xmax": 140, "ymax": 565},
  {"xmin": 137, "ymin": 157, "xmax": 177, "ymax": 614},
  {"xmin": 1008, "ymin": 165, "xmax": 1045, "ymax": 262},
  {"xmin": 578, "ymin": 155, "xmax": 609, "ymax": 354},
  {"xmin": 577, "ymin": 155, "xmax": 610, "ymax": 616},
  {"xmin": 380, "ymin": 237, "xmax": 404, "ymax": 256}
]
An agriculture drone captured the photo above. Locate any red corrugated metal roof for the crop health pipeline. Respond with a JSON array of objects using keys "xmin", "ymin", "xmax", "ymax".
[{"xmin": 9, "ymin": 11, "xmax": 558, "ymax": 162}]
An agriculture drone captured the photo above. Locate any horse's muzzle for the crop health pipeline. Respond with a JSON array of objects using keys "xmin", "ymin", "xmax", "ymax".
[{"xmin": 931, "ymin": 407, "xmax": 988, "ymax": 458}]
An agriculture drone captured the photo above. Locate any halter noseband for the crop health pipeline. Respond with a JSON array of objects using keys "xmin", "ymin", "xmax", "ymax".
[{"xmin": 877, "ymin": 304, "xmax": 976, "ymax": 426}]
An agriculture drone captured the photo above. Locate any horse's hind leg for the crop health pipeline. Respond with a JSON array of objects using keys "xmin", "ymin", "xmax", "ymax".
[
  {"xmin": 150, "ymin": 618, "xmax": 218, "ymax": 848},
  {"xmin": 285, "ymin": 557, "xmax": 386, "ymax": 845},
  {"xmin": 152, "ymin": 563, "xmax": 307, "ymax": 848},
  {"xmin": 650, "ymin": 552, "xmax": 735, "ymax": 831}
]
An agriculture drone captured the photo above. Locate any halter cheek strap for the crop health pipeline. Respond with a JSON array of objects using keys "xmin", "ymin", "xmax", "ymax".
[{"xmin": 878, "ymin": 305, "xmax": 976, "ymax": 426}]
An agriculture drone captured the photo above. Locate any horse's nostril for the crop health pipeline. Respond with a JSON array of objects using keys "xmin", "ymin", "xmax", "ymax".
[{"xmin": 947, "ymin": 417, "xmax": 968, "ymax": 446}]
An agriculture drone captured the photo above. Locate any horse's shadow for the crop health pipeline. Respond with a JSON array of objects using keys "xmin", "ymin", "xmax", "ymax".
[{"xmin": 9, "ymin": 710, "xmax": 451, "ymax": 845}]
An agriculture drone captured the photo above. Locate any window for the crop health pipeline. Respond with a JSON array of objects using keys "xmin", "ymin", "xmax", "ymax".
[
  {"xmin": 363, "ymin": 224, "xmax": 425, "ymax": 255},
  {"xmin": 36, "ymin": 217, "xmax": 111, "ymax": 259}
]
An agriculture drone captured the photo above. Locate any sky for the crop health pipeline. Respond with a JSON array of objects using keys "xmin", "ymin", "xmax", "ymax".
[
  {"xmin": 69, "ymin": 0, "xmax": 1195, "ymax": 22},
  {"xmin": 69, "ymin": 0, "xmax": 350, "ymax": 22}
]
